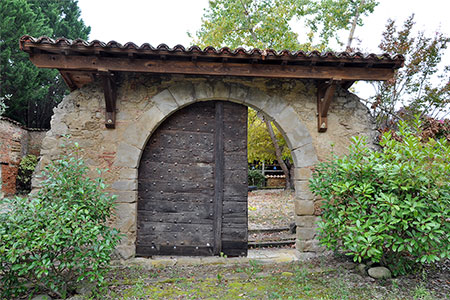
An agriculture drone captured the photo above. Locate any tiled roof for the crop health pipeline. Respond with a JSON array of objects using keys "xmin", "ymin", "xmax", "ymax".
[{"xmin": 20, "ymin": 35, "xmax": 404, "ymax": 67}]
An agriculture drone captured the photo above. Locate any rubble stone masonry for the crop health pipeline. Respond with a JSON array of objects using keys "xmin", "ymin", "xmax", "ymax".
[
  {"xmin": 0, "ymin": 117, "xmax": 46, "ymax": 196},
  {"xmin": 33, "ymin": 74, "xmax": 376, "ymax": 259}
]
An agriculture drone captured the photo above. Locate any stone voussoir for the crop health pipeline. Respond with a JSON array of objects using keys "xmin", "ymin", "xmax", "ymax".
[
  {"xmin": 114, "ymin": 142, "xmax": 141, "ymax": 168},
  {"xmin": 168, "ymin": 82, "xmax": 196, "ymax": 107},
  {"xmin": 152, "ymin": 89, "xmax": 179, "ymax": 116},
  {"xmin": 291, "ymin": 143, "xmax": 319, "ymax": 168}
]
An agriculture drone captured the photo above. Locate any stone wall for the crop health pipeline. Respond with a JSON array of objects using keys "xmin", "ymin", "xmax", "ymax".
[
  {"xmin": 0, "ymin": 117, "xmax": 47, "ymax": 196},
  {"xmin": 34, "ymin": 74, "xmax": 376, "ymax": 259}
]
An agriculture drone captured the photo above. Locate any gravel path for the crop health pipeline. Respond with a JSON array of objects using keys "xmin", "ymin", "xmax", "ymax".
[{"xmin": 248, "ymin": 189, "xmax": 295, "ymax": 230}]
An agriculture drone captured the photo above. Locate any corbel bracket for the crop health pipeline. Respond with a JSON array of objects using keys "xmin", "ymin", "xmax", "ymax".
[
  {"xmin": 100, "ymin": 71, "xmax": 117, "ymax": 129},
  {"xmin": 317, "ymin": 79, "xmax": 339, "ymax": 132}
]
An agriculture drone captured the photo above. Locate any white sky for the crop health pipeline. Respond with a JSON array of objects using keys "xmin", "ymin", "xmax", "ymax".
[{"xmin": 77, "ymin": 0, "xmax": 450, "ymax": 100}]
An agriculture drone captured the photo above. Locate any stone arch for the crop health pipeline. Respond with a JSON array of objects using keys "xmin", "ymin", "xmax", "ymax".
[{"xmin": 113, "ymin": 80, "xmax": 319, "ymax": 258}]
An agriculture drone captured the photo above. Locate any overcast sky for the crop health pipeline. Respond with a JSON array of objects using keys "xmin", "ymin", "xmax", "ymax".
[{"xmin": 76, "ymin": 0, "xmax": 449, "ymax": 99}]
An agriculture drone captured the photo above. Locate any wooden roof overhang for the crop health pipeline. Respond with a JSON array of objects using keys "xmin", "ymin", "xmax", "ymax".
[{"xmin": 20, "ymin": 36, "xmax": 404, "ymax": 131}]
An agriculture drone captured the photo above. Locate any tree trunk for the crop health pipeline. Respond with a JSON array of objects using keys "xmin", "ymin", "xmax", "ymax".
[
  {"xmin": 346, "ymin": 0, "xmax": 365, "ymax": 52},
  {"xmin": 263, "ymin": 116, "xmax": 291, "ymax": 190}
]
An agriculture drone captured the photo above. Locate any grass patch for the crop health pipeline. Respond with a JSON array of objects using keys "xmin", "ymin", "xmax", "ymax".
[{"xmin": 101, "ymin": 259, "xmax": 442, "ymax": 300}]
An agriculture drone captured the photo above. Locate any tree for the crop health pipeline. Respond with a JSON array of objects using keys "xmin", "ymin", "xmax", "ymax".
[
  {"xmin": 193, "ymin": 0, "xmax": 377, "ymax": 188},
  {"xmin": 191, "ymin": 0, "xmax": 377, "ymax": 51},
  {"xmin": 0, "ymin": 0, "xmax": 90, "ymax": 128},
  {"xmin": 366, "ymin": 15, "xmax": 449, "ymax": 129},
  {"xmin": 248, "ymin": 108, "xmax": 292, "ymax": 187}
]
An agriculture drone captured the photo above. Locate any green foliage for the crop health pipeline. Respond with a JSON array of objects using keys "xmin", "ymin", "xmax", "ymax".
[
  {"xmin": 309, "ymin": 120, "xmax": 450, "ymax": 275},
  {"xmin": 369, "ymin": 15, "xmax": 449, "ymax": 128},
  {"xmin": 248, "ymin": 169, "xmax": 265, "ymax": 187},
  {"xmin": 16, "ymin": 154, "xmax": 38, "ymax": 194},
  {"xmin": 0, "ymin": 145, "xmax": 121, "ymax": 298},
  {"xmin": 248, "ymin": 108, "xmax": 291, "ymax": 164},
  {"xmin": 0, "ymin": 0, "xmax": 90, "ymax": 128},
  {"xmin": 191, "ymin": 0, "xmax": 377, "ymax": 50}
]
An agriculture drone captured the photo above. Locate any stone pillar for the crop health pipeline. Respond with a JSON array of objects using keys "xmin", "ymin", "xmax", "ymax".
[{"xmin": 293, "ymin": 167, "xmax": 323, "ymax": 253}]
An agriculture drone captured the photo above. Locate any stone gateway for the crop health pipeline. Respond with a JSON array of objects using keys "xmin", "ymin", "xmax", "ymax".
[{"xmin": 20, "ymin": 36, "xmax": 404, "ymax": 259}]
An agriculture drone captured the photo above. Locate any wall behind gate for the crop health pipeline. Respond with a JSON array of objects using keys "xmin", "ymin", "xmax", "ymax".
[
  {"xmin": 0, "ymin": 117, "xmax": 46, "ymax": 196},
  {"xmin": 34, "ymin": 74, "xmax": 376, "ymax": 259}
]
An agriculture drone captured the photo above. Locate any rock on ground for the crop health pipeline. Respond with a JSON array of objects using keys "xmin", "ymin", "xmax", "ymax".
[
  {"xmin": 32, "ymin": 295, "xmax": 51, "ymax": 300},
  {"xmin": 368, "ymin": 266, "xmax": 392, "ymax": 279}
]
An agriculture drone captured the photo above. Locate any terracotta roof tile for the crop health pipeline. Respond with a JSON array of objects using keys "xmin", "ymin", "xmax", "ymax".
[{"xmin": 19, "ymin": 35, "xmax": 404, "ymax": 65}]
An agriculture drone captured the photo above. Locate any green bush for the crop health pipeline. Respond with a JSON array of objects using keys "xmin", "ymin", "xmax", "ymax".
[
  {"xmin": 309, "ymin": 120, "xmax": 450, "ymax": 275},
  {"xmin": 248, "ymin": 169, "xmax": 265, "ymax": 187},
  {"xmin": 0, "ymin": 144, "xmax": 122, "ymax": 298},
  {"xmin": 16, "ymin": 154, "xmax": 38, "ymax": 194}
]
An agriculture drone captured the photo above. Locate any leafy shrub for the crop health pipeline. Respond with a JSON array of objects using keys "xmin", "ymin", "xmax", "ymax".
[
  {"xmin": 309, "ymin": 120, "xmax": 450, "ymax": 275},
  {"xmin": 248, "ymin": 169, "xmax": 265, "ymax": 188},
  {"xmin": 0, "ymin": 144, "xmax": 122, "ymax": 298},
  {"xmin": 16, "ymin": 154, "xmax": 38, "ymax": 194}
]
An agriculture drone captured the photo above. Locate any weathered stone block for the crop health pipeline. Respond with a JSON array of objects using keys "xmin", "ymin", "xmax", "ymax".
[
  {"xmin": 296, "ymin": 228, "xmax": 317, "ymax": 240},
  {"xmin": 228, "ymin": 83, "xmax": 249, "ymax": 103},
  {"xmin": 114, "ymin": 143, "xmax": 141, "ymax": 168},
  {"xmin": 291, "ymin": 143, "xmax": 319, "ymax": 168},
  {"xmin": 111, "ymin": 180, "xmax": 137, "ymax": 191},
  {"xmin": 261, "ymin": 95, "xmax": 288, "ymax": 118},
  {"xmin": 294, "ymin": 199, "xmax": 315, "ymax": 215},
  {"xmin": 296, "ymin": 239, "xmax": 323, "ymax": 252},
  {"xmin": 194, "ymin": 81, "xmax": 214, "ymax": 100},
  {"xmin": 118, "ymin": 168, "xmax": 138, "ymax": 180},
  {"xmin": 116, "ymin": 244, "xmax": 135, "ymax": 260},
  {"xmin": 212, "ymin": 81, "xmax": 230, "ymax": 100},
  {"xmin": 114, "ymin": 202, "xmax": 136, "ymax": 233},
  {"xmin": 294, "ymin": 181, "xmax": 315, "ymax": 200},
  {"xmin": 244, "ymin": 87, "xmax": 270, "ymax": 109},
  {"xmin": 114, "ymin": 191, "xmax": 138, "ymax": 203},
  {"xmin": 276, "ymin": 107, "xmax": 312, "ymax": 150},
  {"xmin": 295, "ymin": 215, "xmax": 320, "ymax": 228},
  {"xmin": 168, "ymin": 82, "xmax": 196, "ymax": 107},
  {"xmin": 152, "ymin": 89, "xmax": 179, "ymax": 115},
  {"xmin": 293, "ymin": 167, "xmax": 312, "ymax": 181}
]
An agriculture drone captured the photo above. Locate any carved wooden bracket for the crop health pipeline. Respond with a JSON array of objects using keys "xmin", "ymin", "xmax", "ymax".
[
  {"xmin": 317, "ymin": 79, "xmax": 339, "ymax": 132},
  {"xmin": 100, "ymin": 71, "xmax": 117, "ymax": 129}
]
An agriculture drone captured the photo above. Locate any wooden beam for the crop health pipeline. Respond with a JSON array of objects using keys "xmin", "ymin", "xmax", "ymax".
[
  {"xmin": 28, "ymin": 53, "xmax": 396, "ymax": 81},
  {"xmin": 60, "ymin": 71, "xmax": 77, "ymax": 91},
  {"xmin": 100, "ymin": 71, "xmax": 117, "ymax": 129},
  {"xmin": 22, "ymin": 43, "xmax": 402, "ymax": 67},
  {"xmin": 317, "ymin": 80, "xmax": 338, "ymax": 132}
]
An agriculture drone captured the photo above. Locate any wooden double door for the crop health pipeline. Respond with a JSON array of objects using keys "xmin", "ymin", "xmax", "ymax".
[{"xmin": 136, "ymin": 101, "xmax": 248, "ymax": 257}]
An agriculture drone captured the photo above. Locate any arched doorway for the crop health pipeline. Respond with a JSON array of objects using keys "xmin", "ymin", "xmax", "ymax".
[{"xmin": 136, "ymin": 100, "xmax": 248, "ymax": 257}]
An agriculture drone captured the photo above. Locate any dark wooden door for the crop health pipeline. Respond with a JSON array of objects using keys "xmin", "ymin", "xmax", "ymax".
[{"xmin": 137, "ymin": 101, "xmax": 248, "ymax": 257}]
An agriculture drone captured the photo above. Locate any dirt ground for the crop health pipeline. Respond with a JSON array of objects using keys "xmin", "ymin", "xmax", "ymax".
[
  {"xmin": 102, "ymin": 254, "xmax": 449, "ymax": 299},
  {"xmin": 248, "ymin": 189, "xmax": 295, "ymax": 230}
]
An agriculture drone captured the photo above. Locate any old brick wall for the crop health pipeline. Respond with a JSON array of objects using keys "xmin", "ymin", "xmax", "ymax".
[
  {"xmin": 0, "ymin": 118, "xmax": 28, "ymax": 196},
  {"xmin": 0, "ymin": 117, "xmax": 47, "ymax": 196},
  {"xmin": 34, "ymin": 74, "xmax": 376, "ymax": 259}
]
